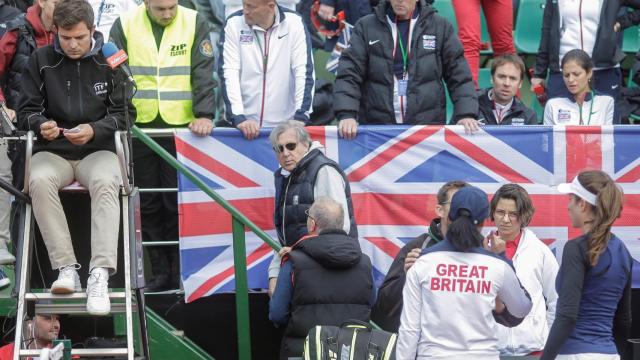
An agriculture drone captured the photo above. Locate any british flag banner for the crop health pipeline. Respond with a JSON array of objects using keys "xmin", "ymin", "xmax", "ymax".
[{"xmin": 176, "ymin": 125, "xmax": 640, "ymax": 303}]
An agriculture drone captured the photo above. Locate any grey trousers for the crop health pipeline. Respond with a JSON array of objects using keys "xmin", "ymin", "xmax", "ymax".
[{"xmin": 29, "ymin": 151, "xmax": 121, "ymax": 273}]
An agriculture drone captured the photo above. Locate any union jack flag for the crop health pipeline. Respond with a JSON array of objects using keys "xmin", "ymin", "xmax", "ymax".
[{"xmin": 176, "ymin": 126, "xmax": 640, "ymax": 303}]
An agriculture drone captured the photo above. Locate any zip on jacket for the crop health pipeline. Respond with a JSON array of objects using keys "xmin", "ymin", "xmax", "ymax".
[{"xmin": 534, "ymin": 0, "xmax": 640, "ymax": 78}]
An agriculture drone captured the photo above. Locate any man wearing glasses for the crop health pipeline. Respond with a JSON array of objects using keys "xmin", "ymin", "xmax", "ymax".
[
  {"xmin": 269, "ymin": 197, "xmax": 373, "ymax": 359},
  {"xmin": 371, "ymin": 180, "xmax": 468, "ymax": 332},
  {"xmin": 267, "ymin": 120, "xmax": 357, "ymax": 296}
]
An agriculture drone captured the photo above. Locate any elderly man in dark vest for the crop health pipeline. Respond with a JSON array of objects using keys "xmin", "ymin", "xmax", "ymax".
[
  {"xmin": 267, "ymin": 120, "xmax": 357, "ymax": 296},
  {"xmin": 269, "ymin": 197, "xmax": 374, "ymax": 359}
]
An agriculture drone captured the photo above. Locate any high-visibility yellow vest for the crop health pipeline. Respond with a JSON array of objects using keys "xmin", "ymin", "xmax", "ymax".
[{"xmin": 121, "ymin": 5, "xmax": 197, "ymax": 125}]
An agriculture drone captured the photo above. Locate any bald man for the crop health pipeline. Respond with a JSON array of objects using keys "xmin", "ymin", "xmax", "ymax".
[{"xmin": 269, "ymin": 197, "xmax": 374, "ymax": 359}]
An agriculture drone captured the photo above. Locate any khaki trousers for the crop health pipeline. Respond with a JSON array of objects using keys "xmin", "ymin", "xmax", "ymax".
[{"xmin": 29, "ymin": 151, "xmax": 121, "ymax": 273}]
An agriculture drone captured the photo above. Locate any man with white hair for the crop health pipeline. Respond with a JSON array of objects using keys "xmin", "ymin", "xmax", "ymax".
[{"xmin": 267, "ymin": 120, "xmax": 356, "ymax": 295}]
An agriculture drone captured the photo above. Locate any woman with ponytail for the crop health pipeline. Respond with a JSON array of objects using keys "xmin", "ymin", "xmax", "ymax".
[
  {"xmin": 542, "ymin": 170, "xmax": 632, "ymax": 360},
  {"xmin": 396, "ymin": 186, "xmax": 532, "ymax": 359}
]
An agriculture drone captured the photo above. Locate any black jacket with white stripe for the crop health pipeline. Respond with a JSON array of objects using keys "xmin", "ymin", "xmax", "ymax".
[{"xmin": 18, "ymin": 31, "xmax": 134, "ymax": 160}]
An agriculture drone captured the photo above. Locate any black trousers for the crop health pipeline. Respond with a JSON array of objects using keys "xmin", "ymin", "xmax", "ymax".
[{"xmin": 133, "ymin": 137, "xmax": 179, "ymax": 285}]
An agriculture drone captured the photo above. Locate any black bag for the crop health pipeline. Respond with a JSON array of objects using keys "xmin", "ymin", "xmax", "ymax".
[{"xmin": 303, "ymin": 320, "xmax": 397, "ymax": 360}]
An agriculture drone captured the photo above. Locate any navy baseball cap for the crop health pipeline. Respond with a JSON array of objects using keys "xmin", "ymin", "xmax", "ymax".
[{"xmin": 448, "ymin": 186, "xmax": 489, "ymax": 225}]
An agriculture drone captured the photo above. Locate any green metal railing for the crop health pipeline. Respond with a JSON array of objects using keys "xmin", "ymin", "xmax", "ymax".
[{"xmin": 133, "ymin": 126, "xmax": 281, "ymax": 360}]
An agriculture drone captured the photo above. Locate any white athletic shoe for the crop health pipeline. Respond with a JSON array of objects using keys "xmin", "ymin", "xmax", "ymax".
[
  {"xmin": 86, "ymin": 267, "xmax": 110, "ymax": 316},
  {"xmin": 51, "ymin": 264, "xmax": 81, "ymax": 294},
  {"xmin": 0, "ymin": 248, "xmax": 15, "ymax": 265}
]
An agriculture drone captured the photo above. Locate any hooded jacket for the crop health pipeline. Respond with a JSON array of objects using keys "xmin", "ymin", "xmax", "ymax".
[
  {"xmin": 371, "ymin": 218, "xmax": 443, "ymax": 332},
  {"xmin": 0, "ymin": 5, "xmax": 56, "ymax": 109},
  {"xmin": 18, "ymin": 31, "xmax": 135, "ymax": 160},
  {"xmin": 279, "ymin": 230, "xmax": 373, "ymax": 359},
  {"xmin": 333, "ymin": 0, "xmax": 477, "ymax": 124}
]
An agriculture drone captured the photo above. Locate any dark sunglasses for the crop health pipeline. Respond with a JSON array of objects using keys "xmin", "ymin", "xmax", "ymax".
[{"xmin": 274, "ymin": 142, "xmax": 298, "ymax": 153}]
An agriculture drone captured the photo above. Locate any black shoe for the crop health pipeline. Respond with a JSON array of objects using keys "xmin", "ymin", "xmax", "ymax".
[{"xmin": 145, "ymin": 274, "xmax": 170, "ymax": 292}]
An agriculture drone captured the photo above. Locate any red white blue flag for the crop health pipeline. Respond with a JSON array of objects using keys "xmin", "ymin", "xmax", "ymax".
[{"xmin": 176, "ymin": 126, "xmax": 640, "ymax": 303}]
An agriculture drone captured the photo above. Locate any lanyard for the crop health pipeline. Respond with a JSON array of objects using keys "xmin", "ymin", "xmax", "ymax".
[
  {"xmin": 578, "ymin": 91, "xmax": 595, "ymax": 125},
  {"xmin": 391, "ymin": 12, "xmax": 413, "ymax": 78}
]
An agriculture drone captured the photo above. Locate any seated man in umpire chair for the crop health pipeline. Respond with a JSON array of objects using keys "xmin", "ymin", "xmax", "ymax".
[{"xmin": 18, "ymin": 0, "xmax": 134, "ymax": 315}]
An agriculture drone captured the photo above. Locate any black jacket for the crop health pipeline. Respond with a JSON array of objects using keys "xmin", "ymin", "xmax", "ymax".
[
  {"xmin": 109, "ymin": 9, "xmax": 216, "ymax": 126},
  {"xmin": 282, "ymin": 229, "xmax": 373, "ymax": 359},
  {"xmin": 476, "ymin": 88, "xmax": 539, "ymax": 125},
  {"xmin": 534, "ymin": 0, "xmax": 640, "ymax": 78},
  {"xmin": 274, "ymin": 148, "xmax": 357, "ymax": 246},
  {"xmin": 18, "ymin": 32, "xmax": 134, "ymax": 160},
  {"xmin": 370, "ymin": 218, "xmax": 443, "ymax": 332},
  {"xmin": 333, "ymin": 0, "xmax": 477, "ymax": 124}
]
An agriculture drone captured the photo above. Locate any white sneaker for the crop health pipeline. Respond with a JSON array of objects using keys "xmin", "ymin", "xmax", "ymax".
[
  {"xmin": 86, "ymin": 267, "xmax": 110, "ymax": 316},
  {"xmin": 0, "ymin": 248, "xmax": 15, "ymax": 265},
  {"xmin": 51, "ymin": 264, "xmax": 81, "ymax": 294}
]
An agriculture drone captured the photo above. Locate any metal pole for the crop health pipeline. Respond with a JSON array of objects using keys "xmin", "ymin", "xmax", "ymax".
[
  {"xmin": 131, "ymin": 126, "xmax": 281, "ymax": 251},
  {"xmin": 232, "ymin": 216, "xmax": 252, "ymax": 360}
]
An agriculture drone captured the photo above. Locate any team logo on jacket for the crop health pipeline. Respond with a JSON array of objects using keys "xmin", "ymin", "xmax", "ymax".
[
  {"xmin": 557, "ymin": 109, "xmax": 572, "ymax": 122},
  {"xmin": 199, "ymin": 39, "xmax": 214, "ymax": 58},
  {"xmin": 423, "ymin": 34, "xmax": 436, "ymax": 50},
  {"xmin": 239, "ymin": 30, "xmax": 254, "ymax": 44},
  {"xmin": 511, "ymin": 117, "xmax": 525, "ymax": 125},
  {"xmin": 93, "ymin": 82, "xmax": 108, "ymax": 96},
  {"xmin": 170, "ymin": 43, "xmax": 187, "ymax": 56}
]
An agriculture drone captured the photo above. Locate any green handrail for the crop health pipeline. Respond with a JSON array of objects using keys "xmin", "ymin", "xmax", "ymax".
[{"xmin": 132, "ymin": 126, "xmax": 281, "ymax": 360}]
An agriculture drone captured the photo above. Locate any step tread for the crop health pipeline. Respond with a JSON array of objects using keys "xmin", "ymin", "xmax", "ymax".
[
  {"xmin": 20, "ymin": 347, "xmax": 129, "ymax": 357},
  {"xmin": 35, "ymin": 302, "xmax": 137, "ymax": 315},
  {"xmin": 25, "ymin": 292, "xmax": 127, "ymax": 300}
]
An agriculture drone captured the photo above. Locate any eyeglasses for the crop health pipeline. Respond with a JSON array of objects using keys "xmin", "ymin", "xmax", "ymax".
[
  {"xmin": 438, "ymin": 201, "xmax": 451, "ymax": 205},
  {"xmin": 304, "ymin": 208, "xmax": 316, "ymax": 223},
  {"xmin": 494, "ymin": 209, "xmax": 519, "ymax": 220},
  {"xmin": 274, "ymin": 142, "xmax": 298, "ymax": 153}
]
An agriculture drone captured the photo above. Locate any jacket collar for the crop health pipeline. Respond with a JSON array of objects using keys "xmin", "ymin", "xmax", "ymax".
[
  {"xmin": 54, "ymin": 30, "xmax": 104, "ymax": 59},
  {"xmin": 478, "ymin": 88, "xmax": 527, "ymax": 115},
  {"xmin": 569, "ymin": 90, "xmax": 595, "ymax": 104},
  {"xmin": 427, "ymin": 218, "xmax": 443, "ymax": 242},
  {"xmin": 512, "ymin": 228, "xmax": 538, "ymax": 259},
  {"xmin": 375, "ymin": 0, "xmax": 433, "ymax": 23},
  {"xmin": 26, "ymin": 5, "xmax": 54, "ymax": 40},
  {"xmin": 279, "ymin": 141, "xmax": 324, "ymax": 177}
]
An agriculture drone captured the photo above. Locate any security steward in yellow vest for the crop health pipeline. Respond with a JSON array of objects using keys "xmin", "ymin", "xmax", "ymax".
[{"xmin": 110, "ymin": 0, "xmax": 216, "ymax": 291}]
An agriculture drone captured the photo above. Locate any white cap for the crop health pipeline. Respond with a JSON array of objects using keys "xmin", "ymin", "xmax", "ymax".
[{"xmin": 557, "ymin": 176, "xmax": 597, "ymax": 205}]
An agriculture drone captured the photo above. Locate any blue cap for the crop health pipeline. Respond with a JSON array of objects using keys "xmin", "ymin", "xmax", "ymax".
[{"xmin": 448, "ymin": 186, "xmax": 489, "ymax": 225}]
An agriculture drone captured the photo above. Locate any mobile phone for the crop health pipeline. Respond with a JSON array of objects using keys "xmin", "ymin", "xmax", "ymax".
[{"xmin": 63, "ymin": 127, "xmax": 81, "ymax": 134}]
